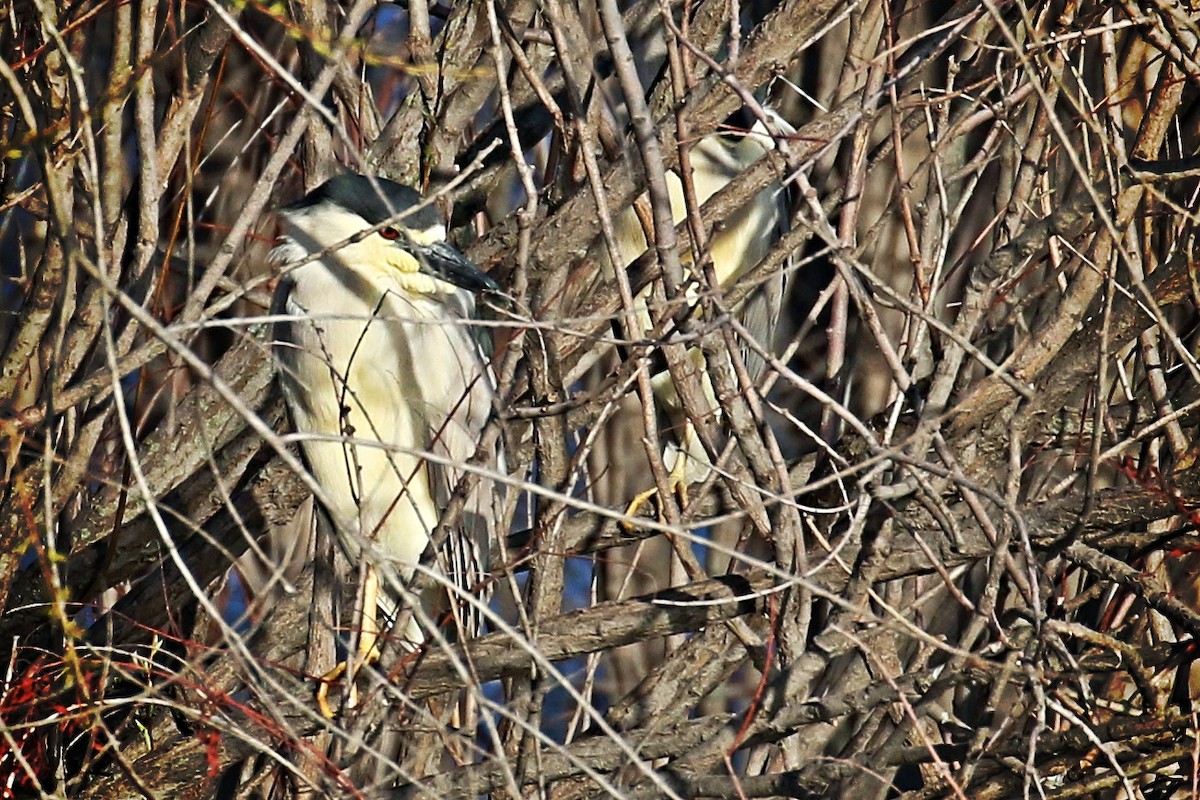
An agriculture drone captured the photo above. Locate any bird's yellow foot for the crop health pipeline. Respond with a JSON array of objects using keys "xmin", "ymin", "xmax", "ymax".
[
  {"xmin": 316, "ymin": 661, "xmax": 348, "ymax": 720},
  {"xmin": 621, "ymin": 457, "xmax": 692, "ymax": 530},
  {"xmin": 316, "ymin": 569, "xmax": 381, "ymax": 718},
  {"xmin": 315, "ymin": 639, "xmax": 382, "ymax": 718}
]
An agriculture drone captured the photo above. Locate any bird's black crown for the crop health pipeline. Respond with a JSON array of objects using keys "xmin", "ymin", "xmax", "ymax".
[{"xmin": 286, "ymin": 173, "xmax": 443, "ymax": 231}]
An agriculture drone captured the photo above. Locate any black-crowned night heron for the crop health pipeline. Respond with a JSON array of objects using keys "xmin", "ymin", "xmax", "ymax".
[
  {"xmin": 614, "ymin": 114, "xmax": 791, "ymax": 521},
  {"xmin": 270, "ymin": 174, "xmax": 500, "ymax": 716}
]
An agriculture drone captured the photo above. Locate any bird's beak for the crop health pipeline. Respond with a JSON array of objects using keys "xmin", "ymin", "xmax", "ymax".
[{"xmin": 418, "ymin": 241, "xmax": 501, "ymax": 294}]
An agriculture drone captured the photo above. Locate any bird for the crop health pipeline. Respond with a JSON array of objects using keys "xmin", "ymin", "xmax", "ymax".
[
  {"xmin": 611, "ymin": 112, "xmax": 792, "ymax": 523},
  {"xmin": 269, "ymin": 173, "xmax": 501, "ymax": 716}
]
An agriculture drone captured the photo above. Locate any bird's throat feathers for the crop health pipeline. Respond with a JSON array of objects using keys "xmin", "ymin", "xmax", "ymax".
[{"xmin": 271, "ymin": 207, "xmax": 461, "ymax": 298}]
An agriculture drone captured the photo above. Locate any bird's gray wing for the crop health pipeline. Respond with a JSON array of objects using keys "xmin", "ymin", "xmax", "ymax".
[
  {"xmin": 269, "ymin": 273, "xmax": 300, "ymax": 384},
  {"xmin": 424, "ymin": 323, "xmax": 501, "ymax": 639},
  {"xmin": 736, "ymin": 183, "xmax": 790, "ymax": 385}
]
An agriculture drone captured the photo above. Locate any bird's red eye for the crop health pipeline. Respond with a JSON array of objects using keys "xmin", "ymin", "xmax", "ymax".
[{"xmin": 380, "ymin": 226, "xmax": 401, "ymax": 240}]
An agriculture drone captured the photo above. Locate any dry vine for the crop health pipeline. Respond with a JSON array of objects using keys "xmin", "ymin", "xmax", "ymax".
[{"xmin": 0, "ymin": 0, "xmax": 1198, "ymax": 797}]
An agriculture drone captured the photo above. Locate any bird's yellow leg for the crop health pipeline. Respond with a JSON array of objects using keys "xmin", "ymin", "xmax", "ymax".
[
  {"xmin": 316, "ymin": 567, "xmax": 381, "ymax": 718},
  {"xmin": 670, "ymin": 451, "xmax": 691, "ymax": 509},
  {"xmin": 622, "ymin": 422, "xmax": 697, "ymax": 529},
  {"xmin": 666, "ymin": 422, "xmax": 696, "ymax": 510}
]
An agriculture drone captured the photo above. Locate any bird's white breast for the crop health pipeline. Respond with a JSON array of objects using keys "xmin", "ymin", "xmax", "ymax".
[
  {"xmin": 609, "ymin": 132, "xmax": 787, "ymax": 416},
  {"xmin": 276, "ymin": 258, "xmax": 492, "ymax": 571}
]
